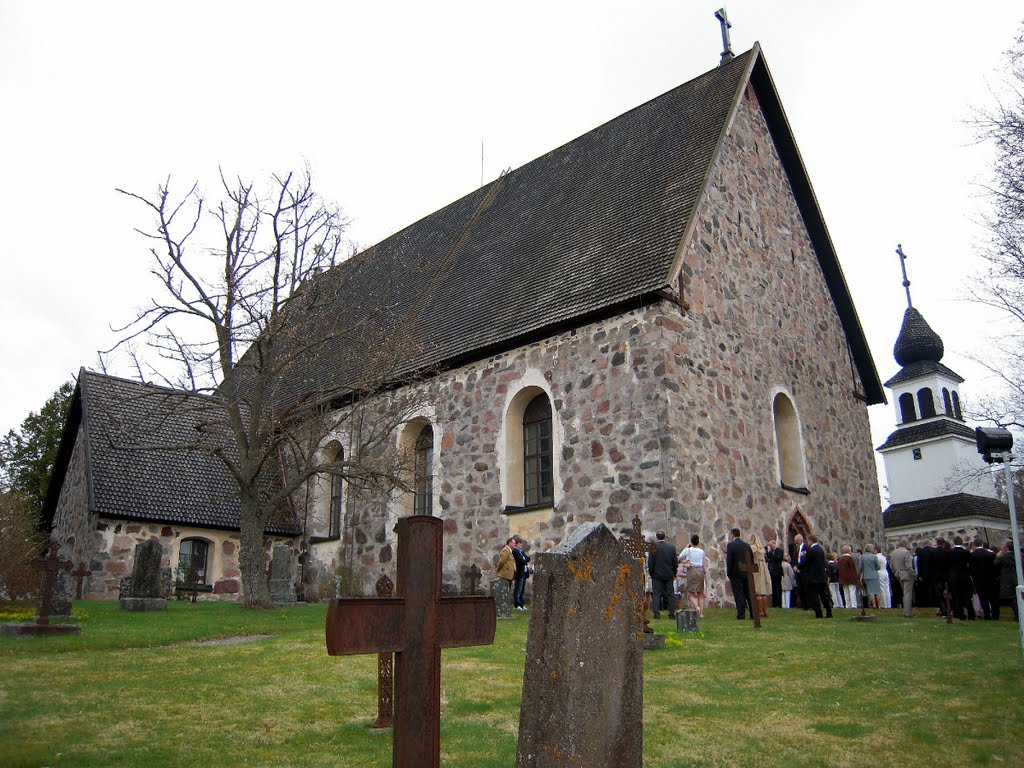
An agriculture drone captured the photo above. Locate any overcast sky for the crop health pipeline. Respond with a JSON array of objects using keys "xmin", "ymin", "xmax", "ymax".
[{"xmin": 3, "ymin": 1, "xmax": 1023, "ymax": 499}]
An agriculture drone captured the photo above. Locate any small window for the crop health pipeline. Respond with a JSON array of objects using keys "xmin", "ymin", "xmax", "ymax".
[
  {"xmin": 413, "ymin": 425, "xmax": 434, "ymax": 515},
  {"xmin": 942, "ymin": 388, "xmax": 953, "ymax": 416},
  {"xmin": 898, "ymin": 393, "xmax": 917, "ymax": 424},
  {"xmin": 912, "ymin": 448, "xmax": 922, "ymax": 461},
  {"xmin": 917, "ymin": 388, "xmax": 936, "ymax": 418},
  {"xmin": 177, "ymin": 539, "xmax": 209, "ymax": 586},
  {"xmin": 773, "ymin": 393, "xmax": 808, "ymax": 491},
  {"xmin": 523, "ymin": 393, "xmax": 554, "ymax": 507},
  {"xmin": 952, "ymin": 391, "xmax": 963, "ymax": 420}
]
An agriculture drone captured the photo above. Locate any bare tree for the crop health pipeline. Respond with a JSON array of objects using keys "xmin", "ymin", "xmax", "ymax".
[
  {"xmin": 968, "ymin": 30, "xmax": 1024, "ymax": 429},
  {"xmin": 111, "ymin": 167, "xmax": 424, "ymax": 607}
]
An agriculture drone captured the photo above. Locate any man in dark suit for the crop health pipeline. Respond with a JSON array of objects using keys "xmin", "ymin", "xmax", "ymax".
[
  {"xmin": 969, "ymin": 538, "xmax": 998, "ymax": 620},
  {"xmin": 791, "ymin": 534, "xmax": 808, "ymax": 609},
  {"xmin": 726, "ymin": 528, "xmax": 754, "ymax": 620},
  {"xmin": 947, "ymin": 536, "xmax": 976, "ymax": 620},
  {"xmin": 803, "ymin": 535, "xmax": 833, "ymax": 618},
  {"xmin": 647, "ymin": 530, "xmax": 678, "ymax": 619},
  {"xmin": 766, "ymin": 539, "xmax": 784, "ymax": 608}
]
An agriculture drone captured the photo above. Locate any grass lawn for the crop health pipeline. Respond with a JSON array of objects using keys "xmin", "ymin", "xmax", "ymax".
[{"xmin": 1, "ymin": 600, "xmax": 1022, "ymax": 767}]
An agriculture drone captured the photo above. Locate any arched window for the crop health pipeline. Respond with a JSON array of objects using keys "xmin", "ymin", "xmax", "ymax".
[
  {"xmin": 942, "ymin": 388, "xmax": 953, "ymax": 416},
  {"xmin": 773, "ymin": 393, "xmax": 808, "ymax": 491},
  {"xmin": 324, "ymin": 441, "xmax": 344, "ymax": 538},
  {"xmin": 952, "ymin": 391, "xmax": 963, "ymax": 420},
  {"xmin": 917, "ymin": 387, "xmax": 936, "ymax": 418},
  {"xmin": 898, "ymin": 393, "xmax": 917, "ymax": 424},
  {"xmin": 523, "ymin": 393, "xmax": 554, "ymax": 507},
  {"xmin": 413, "ymin": 425, "xmax": 434, "ymax": 515},
  {"xmin": 177, "ymin": 538, "xmax": 210, "ymax": 586}
]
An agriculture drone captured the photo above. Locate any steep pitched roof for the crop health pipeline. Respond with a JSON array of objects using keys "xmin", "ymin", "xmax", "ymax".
[
  {"xmin": 266, "ymin": 44, "xmax": 883, "ymax": 408},
  {"xmin": 883, "ymin": 492, "xmax": 1009, "ymax": 529},
  {"xmin": 44, "ymin": 370, "xmax": 299, "ymax": 535}
]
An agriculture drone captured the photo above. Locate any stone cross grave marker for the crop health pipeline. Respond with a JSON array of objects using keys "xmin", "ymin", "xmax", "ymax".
[
  {"xmin": 72, "ymin": 562, "xmax": 90, "ymax": 600},
  {"xmin": 464, "ymin": 563, "xmax": 481, "ymax": 595},
  {"xmin": 326, "ymin": 515, "xmax": 496, "ymax": 768},
  {"xmin": 517, "ymin": 522, "xmax": 644, "ymax": 767},
  {"xmin": 371, "ymin": 573, "xmax": 395, "ymax": 730},
  {"xmin": 618, "ymin": 515, "xmax": 655, "ymax": 634},
  {"xmin": 33, "ymin": 541, "xmax": 73, "ymax": 626}
]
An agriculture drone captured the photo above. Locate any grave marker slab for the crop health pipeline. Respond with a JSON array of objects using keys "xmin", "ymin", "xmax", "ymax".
[
  {"xmin": 268, "ymin": 543, "xmax": 298, "ymax": 604},
  {"xmin": 516, "ymin": 522, "xmax": 643, "ymax": 768},
  {"xmin": 491, "ymin": 577, "xmax": 513, "ymax": 619},
  {"xmin": 119, "ymin": 539, "xmax": 167, "ymax": 611},
  {"xmin": 326, "ymin": 515, "xmax": 496, "ymax": 768}
]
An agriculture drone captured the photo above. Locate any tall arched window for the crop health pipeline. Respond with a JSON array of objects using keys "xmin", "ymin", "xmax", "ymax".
[
  {"xmin": 898, "ymin": 393, "xmax": 917, "ymax": 424},
  {"xmin": 523, "ymin": 393, "xmax": 553, "ymax": 507},
  {"xmin": 177, "ymin": 538, "xmax": 210, "ymax": 586},
  {"xmin": 952, "ymin": 391, "xmax": 963, "ymax": 420},
  {"xmin": 413, "ymin": 425, "xmax": 434, "ymax": 515},
  {"xmin": 942, "ymin": 388, "xmax": 953, "ymax": 416},
  {"xmin": 773, "ymin": 393, "xmax": 808, "ymax": 491},
  {"xmin": 322, "ymin": 441, "xmax": 344, "ymax": 539},
  {"xmin": 917, "ymin": 387, "xmax": 936, "ymax": 418}
]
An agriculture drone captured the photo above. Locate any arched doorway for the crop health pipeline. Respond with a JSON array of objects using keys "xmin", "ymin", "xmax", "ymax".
[{"xmin": 786, "ymin": 508, "xmax": 813, "ymax": 561}]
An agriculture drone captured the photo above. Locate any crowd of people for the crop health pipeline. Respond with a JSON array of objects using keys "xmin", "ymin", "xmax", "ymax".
[{"xmin": 504, "ymin": 529, "xmax": 1022, "ymax": 622}]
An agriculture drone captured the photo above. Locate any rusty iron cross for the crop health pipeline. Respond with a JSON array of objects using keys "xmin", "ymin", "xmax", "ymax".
[
  {"xmin": 326, "ymin": 516, "xmax": 496, "ymax": 768},
  {"xmin": 465, "ymin": 563, "xmax": 481, "ymax": 595},
  {"xmin": 72, "ymin": 562, "xmax": 90, "ymax": 600},
  {"xmin": 32, "ymin": 541, "xmax": 73, "ymax": 626},
  {"xmin": 372, "ymin": 574, "xmax": 396, "ymax": 729},
  {"xmin": 618, "ymin": 516, "xmax": 655, "ymax": 633}
]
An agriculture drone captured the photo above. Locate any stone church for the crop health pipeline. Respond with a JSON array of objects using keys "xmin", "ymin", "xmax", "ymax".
[{"xmin": 45, "ymin": 45, "xmax": 886, "ymax": 605}]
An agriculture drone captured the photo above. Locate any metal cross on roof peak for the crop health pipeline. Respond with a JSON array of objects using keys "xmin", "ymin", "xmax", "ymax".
[
  {"xmin": 896, "ymin": 243, "xmax": 913, "ymax": 308},
  {"xmin": 715, "ymin": 7, "xmax": 735, "ymax": 65}
]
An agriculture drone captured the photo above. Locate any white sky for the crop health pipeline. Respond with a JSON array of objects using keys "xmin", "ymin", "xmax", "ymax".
[{"xmin": 2, "ymin": 1, "xmax": 1022, "ymax": 502}]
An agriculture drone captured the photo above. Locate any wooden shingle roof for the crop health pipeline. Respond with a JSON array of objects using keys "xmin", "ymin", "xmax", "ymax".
[{"xmin": 263, "ymin": 45, "xmax": 884, "ymax": 408}]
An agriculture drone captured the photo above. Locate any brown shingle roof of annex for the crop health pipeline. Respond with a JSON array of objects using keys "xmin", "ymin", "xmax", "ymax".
[
  {"xmin": 44, "ymin": 369, "xmax": 299, "ymax": 535},
  {"xmin": 266, "ymin": 44, "xmax": 884, "ymax": 409}
]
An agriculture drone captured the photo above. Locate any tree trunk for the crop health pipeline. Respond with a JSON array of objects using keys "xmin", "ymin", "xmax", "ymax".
[{"xmin": 238, "ymin": 496, "xmax": 274, "ymax": 608}]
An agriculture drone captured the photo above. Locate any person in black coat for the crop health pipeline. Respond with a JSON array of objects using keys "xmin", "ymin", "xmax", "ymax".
[
  {"xmin": 647, "ymin": 530, "xmax": 678, "ymax": 619},
  {"xmin": 969, "ymin": 538, "xmax": 998, "ymax": 620},
  {"xmin": 766, "ymin": 539, "xmax": 784, "ymax": 608},
  {"xmin": 511, "ymin": 539, "xmax": 530, "ymax": 610},
  {"xmin": 726, "ymin": 528, "xmax": 754, "ymax": 620},
  {"xmin": 802, "ymin": 535, "xmax": 833, "ymax": 618},
  {"xmin": 948, "ymin": 536, "xmax": 976, "ymax": 620}
]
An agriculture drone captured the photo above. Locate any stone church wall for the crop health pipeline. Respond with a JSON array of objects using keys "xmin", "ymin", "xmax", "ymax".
[{"xmin": 321, "ymin": 85, "xmax": 884, "ymax": 606}]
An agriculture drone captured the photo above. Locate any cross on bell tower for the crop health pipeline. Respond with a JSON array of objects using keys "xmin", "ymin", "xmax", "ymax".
[
  {"xmin": 896, "ymin": 243, "xmax": 913, "ymax": 307},
  {"xmin": 715, "ymin": 7, "xmax": 735, "ymax": 64}
]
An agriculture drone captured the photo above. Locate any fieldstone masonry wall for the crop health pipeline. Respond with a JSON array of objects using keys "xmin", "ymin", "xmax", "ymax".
[{"xmin": 326, "ymin": 86, "xmax": 883, "ymax": 606}]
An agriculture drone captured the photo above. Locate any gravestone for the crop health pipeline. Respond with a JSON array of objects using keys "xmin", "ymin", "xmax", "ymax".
[
  {"xmin": 268, "ymin": 544, "xmax": 298, "ymax": 604},
  {"xmin": 490, "ymin": 578, "xmax": 513, "ymax": 619},
  {"xmin": 46, "ymin": 570, "xmax": 75, "ymax": 623},
  {"xmin": 326, "ymin": 515, "xmax": 496, "ymax": 768},
  {"xmin": 676, "ymin": 609, "xmax": 699, "ymax": 633},
  {"xmin": 516, "ymin": 523, "xmax": 643, "ymax": 768},
  {"xmin": 119, "ymin": 539, "xmax": 168, "ymax": 611}
]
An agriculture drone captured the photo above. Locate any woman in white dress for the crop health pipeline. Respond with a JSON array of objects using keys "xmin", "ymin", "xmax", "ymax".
[
  {"xmin": 877, "ymin": 549, "xmax": 892, "ymax": 609},
  {"xmin": 678, "ymin": 534, "xmax": 706, "ymax": 618}
]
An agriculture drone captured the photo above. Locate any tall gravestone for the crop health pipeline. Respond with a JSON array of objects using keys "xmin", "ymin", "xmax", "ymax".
[
  {"xmin": 268, "ymin": 544, "xmax": 298, "ymax": 604},
  {"xmin": 119, "ymin": 539, "xmax": 168, "ymax": 611},
  {"xmin": 516, "ymin": 523, "xmax": 643, "ymax": 768},
  {"xmin": 46, "ymin": 570, "xmax": 75, "ymax": 622},
  {"xmin": 490, "ymin": 578, "xmax": 513, "ymax": 619}
]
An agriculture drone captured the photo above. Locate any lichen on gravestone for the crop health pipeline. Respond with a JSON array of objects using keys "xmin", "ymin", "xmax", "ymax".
[{"xmin": 516, "ymin": 522, "xmax": 643, "ymax": 768}]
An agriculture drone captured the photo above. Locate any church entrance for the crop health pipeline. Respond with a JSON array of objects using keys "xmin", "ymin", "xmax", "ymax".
[{"xmin": 786, "ymin": 509, "xmax": 813, "ymax": 562}]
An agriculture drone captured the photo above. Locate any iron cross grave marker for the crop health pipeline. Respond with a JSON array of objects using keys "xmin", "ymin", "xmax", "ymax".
[
  {"xmin": 326, "ymin": 515, "xmax": 496, "ymax": 768},
  {"xmin": 33, "ymin": 541, "xmax": 73, "ymax": 626}
]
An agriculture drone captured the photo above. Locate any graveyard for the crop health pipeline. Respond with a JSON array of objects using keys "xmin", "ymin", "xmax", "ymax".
[{"xmin": 2, "ymin": 597, "xmax": 1021, "ymax": 768}]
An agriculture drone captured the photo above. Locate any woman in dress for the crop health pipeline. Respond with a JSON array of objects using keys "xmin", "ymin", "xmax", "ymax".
[
  {"xmin": 861, "ymin": 543, "xmax": 882, "ymax": 609},
  {"xmin": 997, "ymin": 540, "xmax": 1020, "ymax": 620},
  {"xmin": 877, "ymin": 547, "xmax": 892, "ymax": 609},
  {"xmin": 781, "ymin": 554, "xmax": 796, "ymax": 608},
  {"xmin": 678, "ymin": 534, "xmax": 706, "ymax": 618}
]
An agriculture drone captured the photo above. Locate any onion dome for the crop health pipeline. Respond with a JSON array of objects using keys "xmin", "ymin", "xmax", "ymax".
[{"xmin": 893, "ymin": 307, "xmax": 944, "ymax": 366}]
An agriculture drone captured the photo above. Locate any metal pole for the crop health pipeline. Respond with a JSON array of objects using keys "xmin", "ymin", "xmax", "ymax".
[{"xmin": 998, "ymin": 452, "xmax": 1024, "ymax": 657}]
